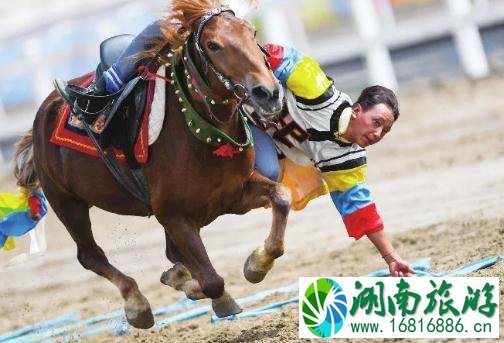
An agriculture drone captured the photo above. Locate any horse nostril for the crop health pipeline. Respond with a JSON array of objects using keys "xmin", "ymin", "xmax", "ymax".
[
  {"xmin": 272, "ymin": 88, "xmax": 280, "ymax": 100},
  {"xmin": 251, "ymin": 85, "xmax": 271, "ymax": 100}
]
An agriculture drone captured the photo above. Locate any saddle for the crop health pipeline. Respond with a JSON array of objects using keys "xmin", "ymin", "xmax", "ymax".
[
  {"xmin": 79, "ymin": 34, "xmax": 149, "ymax": 169},
  {"xmin": 58, "ymin": 35, "xmax": 168, "ymax": 208}
]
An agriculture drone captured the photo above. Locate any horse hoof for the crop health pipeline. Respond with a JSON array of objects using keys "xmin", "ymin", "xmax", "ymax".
[
  {"xmin": 160, "ymin": 262, "xmax": 192, "ymax": 288},
  {"xmin": 243, "ymin": 247, "xmax": 273, "ymax": 284},
  {"xmin": 125, "ymin": 294, "xmax": 154, "ymax": 329},
  {"xmin": 212, "ymin": 291, "xmax": 242, "ymax": 318},
  {"xmin": 126, "ymin": 309, "xmax": 154, "ymax": 329}
]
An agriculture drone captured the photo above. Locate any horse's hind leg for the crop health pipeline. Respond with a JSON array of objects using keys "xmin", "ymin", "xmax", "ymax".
[
  {"xmin": 41, "ymin": 179, "xmax": 154, "ymax": 329},
  {"xmin": 231, "ymin": 172, "xmax": 292, "ymax": 283},
  {"xmin": 160, "ymin": 232, "xmax": 205, "ymax": 300},
  {"xmin": 159, "ymin": 218, "xmax": 242, "ymax": 317}
]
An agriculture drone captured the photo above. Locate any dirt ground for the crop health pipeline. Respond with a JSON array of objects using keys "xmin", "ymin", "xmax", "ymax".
[{"xmin": 1, "ymin": 74, "xmax": 503, "ymax": 342}]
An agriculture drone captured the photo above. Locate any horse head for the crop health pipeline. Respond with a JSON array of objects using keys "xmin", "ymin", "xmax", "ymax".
[{"xmin": 169, "ymin": 0, "xmax": 283, "ymax": 122}]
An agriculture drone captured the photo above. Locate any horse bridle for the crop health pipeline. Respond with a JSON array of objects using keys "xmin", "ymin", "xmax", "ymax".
[{"xmin": 193, "ymin": 7, "xmax": 269, "ymax": 101}]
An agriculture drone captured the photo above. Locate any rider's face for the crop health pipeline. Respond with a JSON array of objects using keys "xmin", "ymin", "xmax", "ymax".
[{"xmin": 346, "ymin": 103, "xmax": 395, "ymax": 148}]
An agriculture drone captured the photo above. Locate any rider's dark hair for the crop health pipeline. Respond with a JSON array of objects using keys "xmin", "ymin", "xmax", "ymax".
[{"xmin": 355, "ymin": 85, "xmax": 400, "ymax": 121}]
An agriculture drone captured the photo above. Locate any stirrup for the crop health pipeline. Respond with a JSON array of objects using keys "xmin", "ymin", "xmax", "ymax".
[
  {"xmin": 54, "ymin": 79, "xmax": 116, "ymax": 103},
  {"xmin": 53, "ymin": 79, "xmax": 74, "ymax": 105},
  {"xmin": 54, "ymin": 78, "xmax": 116, "ymax": 118}
]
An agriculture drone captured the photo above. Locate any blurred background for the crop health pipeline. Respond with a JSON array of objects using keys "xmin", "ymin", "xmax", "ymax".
[
  {"xmin": 1, "ymin": 3, "xmax": 504, "ymax": 338},
  {"xmin": 1, "ymin": 0, "xmax": 504, "ymax": 173}
]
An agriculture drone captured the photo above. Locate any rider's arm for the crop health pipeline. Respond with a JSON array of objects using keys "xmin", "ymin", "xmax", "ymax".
[
  {"xmin": 263, "ymin": 43, "xmax": 332, "ymax": 100},
  {"xmin": 323, "ymin": 164, "xmax": 384, "ymax": 240}
]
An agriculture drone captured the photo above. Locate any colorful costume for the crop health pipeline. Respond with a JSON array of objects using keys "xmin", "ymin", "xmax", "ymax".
[
  {"xmin": 246, "ymin": 44, "xmax": 384, "ymax": 240},
  {"xmin": 0, "ymin": 189, "xmax": 48, "ymax": 251}
]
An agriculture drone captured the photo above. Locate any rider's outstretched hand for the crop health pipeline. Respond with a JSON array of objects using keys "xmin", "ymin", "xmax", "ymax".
[{"xmin": 384, "ymin": 251, "xmax": 416, "ymax": 277}]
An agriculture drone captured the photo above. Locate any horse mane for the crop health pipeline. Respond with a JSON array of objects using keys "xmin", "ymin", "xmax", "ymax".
[
  {"xmin": 171, "ymin": 0, "xmax": 223, "ymax": 29},
  {"xmin": 136, "ymin": 0, "xmax": 223, "ymax": 61}
]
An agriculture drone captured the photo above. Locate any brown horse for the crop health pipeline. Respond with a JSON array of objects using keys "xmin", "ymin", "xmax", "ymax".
[{"xmin": 14, "ymin": 0, "xmax": 292, "ymax": 329}]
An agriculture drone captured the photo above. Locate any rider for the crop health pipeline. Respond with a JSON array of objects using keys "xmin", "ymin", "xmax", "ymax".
[
  {"xmin": 55, "ymin": 20, "xmax": 164, "ymax": 104},
  {"xmin": 55, "ymin": 21, "xmax": 415, "ymax": 277},
  {"xmin": 245, "ymin": 43, "xmax": 414, "ymax": 277}
]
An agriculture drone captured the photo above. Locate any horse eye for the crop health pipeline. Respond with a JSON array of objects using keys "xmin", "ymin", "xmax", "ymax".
[{"xmin": 207, "ymin": 41, "xmax": 221, "ymax": 52}]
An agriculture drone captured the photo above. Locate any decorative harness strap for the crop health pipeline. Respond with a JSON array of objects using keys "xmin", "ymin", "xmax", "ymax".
[
  {"xmin": 182, "ymin": 39, "xmax": 231, "ymax": 105},
  {"xmin": 139, "ymin": 7, "xmax": 256, "ymax": 158},
  {"xmin": 170, "ymin": 52, "xmax": 253, "ymax": 157}
]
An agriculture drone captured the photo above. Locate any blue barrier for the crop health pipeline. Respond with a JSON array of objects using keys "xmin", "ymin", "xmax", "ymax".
[
  {"xmin": 2, "ymin": 256, "xmax": 501, "ymax": 342},
  {"xmin": 211, "ymin": 296, "xmax": 300, "ymax": 323},
  {"xmin": 366, "ymin": 256, "xmax": 502, "ymax": 277},
  {"xmin": 0, "ymin": 313, "xmax": 80, "ymax": 343},
  {"xmin": 54, "ymin": 297, "xmax": 198, "ymax": 341}
]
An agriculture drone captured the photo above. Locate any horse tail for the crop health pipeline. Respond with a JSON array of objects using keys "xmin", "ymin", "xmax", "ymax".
[{"xmin": 14, "ymin": 129, "xmax": 40, "ymax": 190}]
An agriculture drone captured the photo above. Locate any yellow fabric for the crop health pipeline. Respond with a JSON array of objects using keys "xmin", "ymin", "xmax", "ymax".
[
  {"xmin": 286, "ymin": 56, "xmax": 331, "ymax": 100},
  {"xmin": 279, "ymin": 160, "xmax": 367, "ymax": 210},
  {"xmin": 280, "ymin": 158, "xmax": 329, "ymax": 211},
  {"xmin": 3, "ymin": 236, "xmax": 16, "ymax": 251},
  {"xmin": 0, "ymin": 190, "xmax": 29, "ymax": 216},
  {"xmin": 321, "ymin": 165, "xmax": 367, "ymax": 193}
]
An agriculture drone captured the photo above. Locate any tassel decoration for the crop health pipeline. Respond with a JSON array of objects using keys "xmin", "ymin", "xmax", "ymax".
[{"xmin": 212, "ymin": 143, "xmax": 241, "ymax": 159}]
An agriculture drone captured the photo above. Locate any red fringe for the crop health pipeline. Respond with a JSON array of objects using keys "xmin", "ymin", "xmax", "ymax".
[
  {"xmin": 28, "ymin": 196, "xmax": 42, "ymax": 217},
  {"xmin": 212, "ymin": 144, "xmax": 241, "ymax": 159}
]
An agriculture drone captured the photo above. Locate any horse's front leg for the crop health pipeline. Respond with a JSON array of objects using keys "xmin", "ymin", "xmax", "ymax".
[
  {"xmin": 232, "ymin": 172, "xmax": 292, "ymax": 283},
  {"xmin": 158, "ymin": 217, "xmax": 242, "ymax": 317}
]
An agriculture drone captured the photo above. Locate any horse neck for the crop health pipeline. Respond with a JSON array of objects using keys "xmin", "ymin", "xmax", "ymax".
[{"xmin": 184, "ymin": 44, "xmax": 242, "ymax": 136}]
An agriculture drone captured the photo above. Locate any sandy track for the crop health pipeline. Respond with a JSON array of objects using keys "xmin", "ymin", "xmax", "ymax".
[{"xmin": 0, "ymin": 75, "xmax": 503, "ymax": 341}]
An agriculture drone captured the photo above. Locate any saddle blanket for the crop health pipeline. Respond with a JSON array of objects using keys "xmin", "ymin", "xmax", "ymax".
[{"xmin": 50, "ymin": 67, "xmax": 167, "ymax": 163}]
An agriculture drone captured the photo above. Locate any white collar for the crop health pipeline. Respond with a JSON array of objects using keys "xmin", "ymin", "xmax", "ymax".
[{"xmin": 336, "ymin": 107, "xmax": 352, "ymax": 143}]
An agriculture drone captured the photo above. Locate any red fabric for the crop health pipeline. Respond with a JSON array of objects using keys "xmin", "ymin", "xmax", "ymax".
[
  {"xmin": 50, "ymin": 73, "xmax": 152, "ymax": 163},
  {"xmin": 342, "ymin": 203, "xmax": 384, "ymax": 240},
  {"xmin": 263, "ymin": 43, "xmax": 284, "ymax": 72},
  {"xmin": 28, "ymin": 196, "xmax": 42, "ymax": 217},
  {"xmin": 137, "ymin": 66, "xmax": 172, "ymax": 83},
  {"xmin": 212, "ymin": 143, "xmax": 241, "ymax": 159}
]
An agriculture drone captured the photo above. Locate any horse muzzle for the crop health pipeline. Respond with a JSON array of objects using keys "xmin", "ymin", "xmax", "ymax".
[{"xmin": 248, "ymin": 84, "xmax": 284, "ymax": 120}]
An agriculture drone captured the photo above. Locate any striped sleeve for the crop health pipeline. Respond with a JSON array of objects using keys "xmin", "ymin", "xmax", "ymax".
[
  {"xmin": 330, "ymin": 184, "xmax": 383, "ymax": 240},
  {"xmin": 319, "ymin": 154, "xmax": 383, "ymax": 240},
  {"xmin": 264, "ymin": 43, "xmax": 332, "ymax": 100}
]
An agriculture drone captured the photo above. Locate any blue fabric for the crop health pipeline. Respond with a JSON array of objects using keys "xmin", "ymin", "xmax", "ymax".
[
  {"xmin": 330, "ymin": 183, "xmax": 373, "ymax": 217},
  {"xmin": 102, "ymin": 20, "xmax": 162, "ymax": 92},
  {"xmin": 250, "ymin": 125, "xmax": 280, "ymax": 181},
  {"xmin": 274, "ymin": 46, "xmax": 303, "ymax": 84},
  {"xmin": 102, "ymin": 67, "xmax": 124, "ymax": 93}
]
